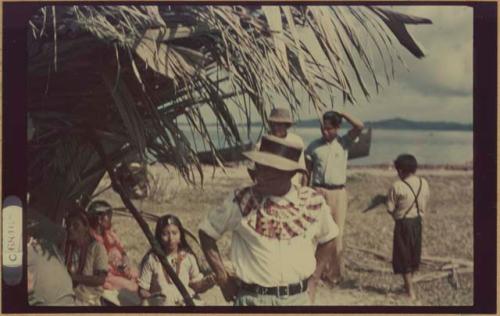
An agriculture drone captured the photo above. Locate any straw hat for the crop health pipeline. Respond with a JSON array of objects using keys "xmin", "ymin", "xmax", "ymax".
[
  {"xmin": 243, "ymin": 135, "xmax": 305, "ymax": 172},
  {"xmin": 268, "ymin": 108, "xmax": 293, "ymax": 124}
]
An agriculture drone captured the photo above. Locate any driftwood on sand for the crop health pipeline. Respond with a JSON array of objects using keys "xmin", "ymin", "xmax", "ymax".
[
  {"xmin": 412, "ymin": 267, "xmax": 472, "ymax": 287},
  {"xmin": 346, "ymin": 244, "xmax": 473, "ymax": 288}
]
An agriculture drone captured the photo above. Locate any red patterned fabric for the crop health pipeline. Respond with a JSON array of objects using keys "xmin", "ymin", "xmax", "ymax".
[
  {"xmin": 90, "ymin": 228, "xmax": 126, "ymax": 276},
  {"xmin": 234, "ymin": 186, "xmax": 325, "ymax": 240}
]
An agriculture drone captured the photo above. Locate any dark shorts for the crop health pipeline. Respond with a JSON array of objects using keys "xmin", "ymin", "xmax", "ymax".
[{"xmin": 392, "ymin": 217, "xmax": 422, "ymax": 274}]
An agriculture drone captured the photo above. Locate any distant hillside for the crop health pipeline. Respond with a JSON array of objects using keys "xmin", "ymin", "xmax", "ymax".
[
  {"xmin": 365, "ymin": 118, "xmax": 472, "ymax": 131},
  {"xmin": 193, "ymin": 117, "xmax": 472, "ymax": 131},
  {"xmin": 295, "ymin": 117, "xmax": 472, "ymax": 131}
]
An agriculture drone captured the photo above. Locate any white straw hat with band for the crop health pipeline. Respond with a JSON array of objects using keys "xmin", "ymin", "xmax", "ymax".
[
  {"xmin": 268, "ymin": 108, "xmax": 294, "ymax": 124},
  {"xmin": 243, "ymin": 135, "xmax": 305, "ymax": 172}
]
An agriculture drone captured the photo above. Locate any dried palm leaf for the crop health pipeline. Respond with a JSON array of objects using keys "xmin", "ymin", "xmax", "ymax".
[{"xmin": 27, "ymin": 4, "xmax": 432, "ymax": 221}]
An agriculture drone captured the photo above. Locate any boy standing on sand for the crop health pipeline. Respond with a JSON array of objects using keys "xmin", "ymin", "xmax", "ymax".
[{"xmin": 386, "ymin": 154, "xmax": 430, "ymax": 299}]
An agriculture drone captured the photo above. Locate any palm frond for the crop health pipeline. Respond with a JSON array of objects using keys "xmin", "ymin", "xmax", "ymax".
[{"xmin": 27, "ymin": 4, "xmax": 431, "ymax": 220}]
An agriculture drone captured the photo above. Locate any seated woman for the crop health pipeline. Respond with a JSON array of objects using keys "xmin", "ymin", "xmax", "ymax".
[
  {"xmin": 64, "ymin": 210, "xmax": 108, "ymax": 306},
  {"xmin": 87, "ymin": 200, "xmax": 139, "ymax": 293},
  {"xmin": 138, "ymin": 214, "xmax": 215, "ymax": 306}
]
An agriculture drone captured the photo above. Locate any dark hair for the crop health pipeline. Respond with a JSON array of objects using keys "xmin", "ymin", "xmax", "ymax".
[
  {"xmin": 394, "ymin": 154, "xmax": 418, "ymax": 174},
  {"xmin": 66, "ymin": 210, "xmax": 90, "ymax": 229},
  {"xmin": 155, "ymin": 214, "xmax": 193, "ymax": 254},
  {"xmin": 322, "ymin": 111, "xmax": 343, "ymax": 127},
  {"xmin": 64, "ymin": 209, "xmax": 92, "ymax": 273}
]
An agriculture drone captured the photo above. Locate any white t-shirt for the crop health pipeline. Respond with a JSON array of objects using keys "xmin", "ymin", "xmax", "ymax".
[
  {"xmin": 199, "ymin": 186, "xmax": 339, "ymax": 287},
  {"xmin": 305, "ymin": 135, "xmax": 354, "ymax": 186}
]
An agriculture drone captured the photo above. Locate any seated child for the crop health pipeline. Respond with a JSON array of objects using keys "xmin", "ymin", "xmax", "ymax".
[
  {"xmin": 138, "ymin": 214, "xmax": 215, "ymax": 306},
  {"xmin": 64, "ymin": 210, "xmax": 108, "ymax": 306},
  {"xmin": 87, "ymin": 200, "xmax": 139, "ymax": 293},
  {"xmin": 386, "ymin": 154, "xmax": 430, "ymax": 300}
]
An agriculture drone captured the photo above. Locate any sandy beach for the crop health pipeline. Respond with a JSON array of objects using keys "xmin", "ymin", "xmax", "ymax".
[{"xmin": 96, "ymin": 163, "xmax": 473, "ymax": 306}]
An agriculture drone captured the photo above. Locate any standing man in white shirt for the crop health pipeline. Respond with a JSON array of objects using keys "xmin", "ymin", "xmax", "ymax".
[
  {"xmin": 248, "ymin": 108, "xmax": 307, "ymax": 186},
  {"xmin": 305, "ymin": 110, "xmax": 364, "ymax": 286},
  {"xmin": 199, "ymin": 135, "xmax": 339, "ymax": 306}
]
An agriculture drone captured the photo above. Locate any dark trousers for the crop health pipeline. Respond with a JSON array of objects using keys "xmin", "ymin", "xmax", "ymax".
[{"xmin": 392, "ymin": 217, "xmax": 422, "ymax": 274}]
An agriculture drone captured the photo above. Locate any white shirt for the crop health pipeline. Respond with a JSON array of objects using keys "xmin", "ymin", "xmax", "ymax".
[
  {"xmin": 138, "ymin": 251, "xmax": 203, "ymax": 304},
  {"xmin": 305, "ymin": 135, "xmax": 354, "ymax": 186},
  {"xmin": 387, "ymin": 175, "xmax": 430, "ymax": 219},
  {"xmin": 199, "ymin": 186, "xmax": 339, "ymax": 287},
  {"xmin": 28, "ymin": 241, "xmax": 75, "ymax": 305}
]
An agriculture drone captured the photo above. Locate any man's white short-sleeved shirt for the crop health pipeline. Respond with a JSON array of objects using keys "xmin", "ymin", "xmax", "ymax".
[
  {"xmin": 199, "ymin": 186, "xmax": 339, "ymax": 287},
  {"xmin": 305, "ymin": 135, "xmax": 354, "ymax": 186}
]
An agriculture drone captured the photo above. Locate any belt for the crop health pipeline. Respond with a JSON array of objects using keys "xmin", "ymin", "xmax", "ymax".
[
  {"xmin": 239, "ymin": 279, "xmax": 308, "ymax": 297},
  {"xmin": 314, "ymin": 183, "xmax": 345, "ymax": 190}
]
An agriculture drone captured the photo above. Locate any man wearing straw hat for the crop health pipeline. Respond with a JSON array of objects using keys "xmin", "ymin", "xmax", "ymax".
[
  {"xmin": 199, "ymin": 135, "xmax": 339, "ymax": 306},
  {"xmin": 249, "ymin": 107, "xmax": 307, "ymax": 186}
]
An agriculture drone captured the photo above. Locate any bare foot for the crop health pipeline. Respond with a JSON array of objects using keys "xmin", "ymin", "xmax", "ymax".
[
  {"xmin": 407, "ymin": 291, "xmax": 417, "ymax": 301},
  {"xmin": 322, "ymin": 278, "xmax": 342, "ymax": 289}
]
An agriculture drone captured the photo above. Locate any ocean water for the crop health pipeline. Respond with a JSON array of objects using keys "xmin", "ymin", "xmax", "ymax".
[
  {"xmin": 294, "ymin": 127, "xmax": 473, "ymax": 166},
  {"xmin": 183, "ymin": 126, "xmax": 473, "ymax": 166}
]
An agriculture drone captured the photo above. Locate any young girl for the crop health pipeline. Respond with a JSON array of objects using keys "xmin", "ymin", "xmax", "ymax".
[
  {"xmin": 138, "ymin": 214, "xmax": 215, "ymax": 306},
  {"xmin": 64, "ymin": 210, "xmax": 109, "ymax": 306},
  {"xmin": 386, "ymin": 154, "xmax": 430, "ymax": 299}
]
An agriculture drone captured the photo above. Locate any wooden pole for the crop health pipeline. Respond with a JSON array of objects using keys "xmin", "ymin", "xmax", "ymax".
[{"xmin": 88, "ymin": 130, "xmax": 195, "ymax": 306}]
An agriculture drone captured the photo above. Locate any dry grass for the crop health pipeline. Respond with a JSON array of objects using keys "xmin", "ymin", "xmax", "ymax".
[
  {"xmin": 95, "ymin": 163, "xmax": 473, "ymax": 306},
  {"xmin": 341, "ymin": 172, "xmax": 473, "ymax": 305}
]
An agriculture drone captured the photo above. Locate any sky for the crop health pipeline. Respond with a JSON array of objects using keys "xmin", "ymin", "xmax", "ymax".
[
  {"xmin": 186, "ymin": 6, "xmax": 473, "ymax": 125},
  {"xmin": 296, "ymin": 6, "xmax": 473, "ymax": 124}
]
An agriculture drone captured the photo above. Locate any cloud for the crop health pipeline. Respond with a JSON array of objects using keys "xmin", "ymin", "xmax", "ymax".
[
  {"xmin": 332, "ymin": 6, "xmax": 474, "ymax": 123},
  {"xmin": 393, "ymin": 6, "xmax": 473, "ymax": 98},
  {"xmin": 201, "ymin": 6, "xmax": 474, "ymax": 124},
  {"xmin": 349, "ymin": 79, "xmax": 473, "ymax": 123},
  {"xmin": 302, "ymin": 6, "xmax": 473, "ymax": 122}
]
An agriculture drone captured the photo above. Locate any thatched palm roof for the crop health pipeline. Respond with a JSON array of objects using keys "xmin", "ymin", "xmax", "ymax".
[{"xmin": 27, "ymin": 5, "xmax": 431, "ymax": 222}]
